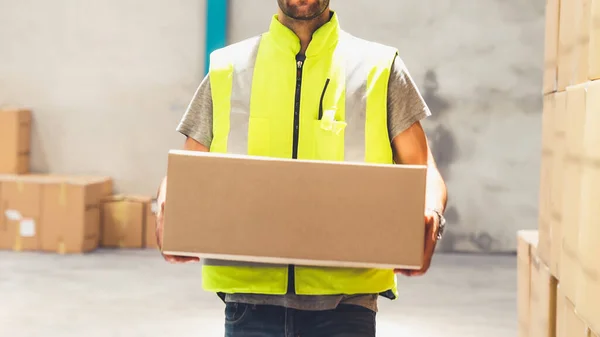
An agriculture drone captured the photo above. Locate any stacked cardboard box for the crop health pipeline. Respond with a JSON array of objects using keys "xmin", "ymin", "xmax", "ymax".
[
  {"xmin": 100, "ymin": 195, "xmax": 158, "ymax": 249},
  {"xmin": 0, "ymin": 175, "xmax": 113, "ymax": 253},
  {"xmin": 0, "ymin": 109, "xmax": 32, "ymax": 174},
  {"xmin": 518, "ymin": 231, "xmax": 598, "ymax": 337},
  {"xmin": 522, "ymin": 0, "xmax": 600, "ymax": 335}
]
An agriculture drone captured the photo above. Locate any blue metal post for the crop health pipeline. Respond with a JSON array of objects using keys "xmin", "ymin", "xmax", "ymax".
[{"xmin": 205, "ymin": 0, "xmax": 228, "ymax": 75}]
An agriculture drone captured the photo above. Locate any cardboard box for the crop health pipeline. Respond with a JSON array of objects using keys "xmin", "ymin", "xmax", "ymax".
[
  {"xmin": 558, "ymin": 0, "xmax": 576, "ymax": 90},
  {"xmin": 0, "ymin": 174, "xmax": 113, "ymax": 253},
  {"xmin": 41, "ymin": 176, "xmax": 112, "ymax": 254},
  {"xmin": 557, "ymin": 287, "xmax": 589, "ymax": 337},
  {"xmin": 163, "ymin": 151, "xmax": 427, "ymax": 269},
  {"xmin": 518, "ymin": 230, "xmax": 539, "ymax": 337},
  {"xmin": 543, "ymin": 0, "xmax": 561, "ymax": 93},
  {"xmin": 578, "ymin": 80, "xmax": 600, "ymax": 334},
  {"xmin": 538, "ymin": 94, "xmax": 555, "ymax": 272},
  {"xmin": 590, "ymin": 0, "xmax": 600, "ymax": 80},
  {"xmin": 559, "ymin": 85, "xmax": 587, "ymax": 305},
  {"xmin": 0, "ymin": 178, "xmax": 42, "ymax": 251},
  {"xmin": 572, "ymin": 0, "xmax": 592, "ymax": 85},
  {"xmin": 0, "ymin": 109, "xmax": 31, "ymax": 174},
  {"xmin": 144, "ymin": 199, "xmax": 158, "ymax": 249},
  {"xmin": 547, "ymin": 91, "xmax": 567, "ymax": 277},
  {"xmin": 101, "ymin": 195, "xmax": 150, "ymax": 249},
  {"xmin": 529, "ymin": 245, "xmax": 558, "ymax": 337}
]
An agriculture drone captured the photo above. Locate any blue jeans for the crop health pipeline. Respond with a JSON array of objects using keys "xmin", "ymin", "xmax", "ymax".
[{"xmin": 224, "ymin": 302, "xmax": 376, "ymax": 337}]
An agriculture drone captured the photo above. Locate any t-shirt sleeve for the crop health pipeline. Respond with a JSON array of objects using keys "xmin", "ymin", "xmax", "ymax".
[
  {"xmin": 387, "ymin": 55, "xmax": 432, "ymax": 141},
  {"xmin": 176, "ymin": 74, "xmax": 214, "ymax": 148}
]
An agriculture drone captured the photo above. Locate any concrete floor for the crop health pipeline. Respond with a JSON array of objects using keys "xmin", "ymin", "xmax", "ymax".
[{"xmin": 0, "ymin": 250, "xmax": 517, "ymax": 337}]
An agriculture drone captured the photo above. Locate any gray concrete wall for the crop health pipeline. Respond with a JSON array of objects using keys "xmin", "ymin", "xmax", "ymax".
[
  {"xmin": 0, "ymin": 0, "xmax": 205, "ymax": 194},
  {"xmin": 0, "ymin": 0, "xmax": 545, "ymax": 252}
]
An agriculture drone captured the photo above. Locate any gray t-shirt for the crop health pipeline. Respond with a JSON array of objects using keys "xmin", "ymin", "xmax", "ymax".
[{"xmin": 177, "ymin": 55, "xmax": 431, "ymax": 312}]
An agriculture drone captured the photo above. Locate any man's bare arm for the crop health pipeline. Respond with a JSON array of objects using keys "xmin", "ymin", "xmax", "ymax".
[
  {"xmin": 392, "ymin": 121, "xmax": 447, "ymax": 276},
  {"xmin": 391, "ymin": 121, "xmax": 447, "ymax": 213}
]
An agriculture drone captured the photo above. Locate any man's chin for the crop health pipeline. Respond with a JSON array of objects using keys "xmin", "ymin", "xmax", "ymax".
[{"xmin": 287, "ymin": 9, "xmax": 324, "ymax": 21}]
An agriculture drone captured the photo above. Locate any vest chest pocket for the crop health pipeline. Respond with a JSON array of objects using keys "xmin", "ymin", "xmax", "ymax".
[{"xmin": 312, "ymin": 119, "xmax": 346, "ymax": 161}]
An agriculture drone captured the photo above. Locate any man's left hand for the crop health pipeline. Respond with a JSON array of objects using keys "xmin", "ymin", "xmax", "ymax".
[{"xmin": 395, "ymin": 209, "xmax": 439, "ymax": 277}]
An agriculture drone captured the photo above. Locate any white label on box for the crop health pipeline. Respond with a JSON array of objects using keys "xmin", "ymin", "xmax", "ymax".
[
  {"xmin": 5, "ymin": 210, "xmax": 22, "ymax": 221},
  {"xmin": 20, "ymin": 219, "xmax": 35, "ymax": 237}
]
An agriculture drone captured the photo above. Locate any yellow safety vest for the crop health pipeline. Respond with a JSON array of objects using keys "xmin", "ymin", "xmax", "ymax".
[{"xmin": 205, "ymin": 12, "xmax": 400, "ymax": 299}]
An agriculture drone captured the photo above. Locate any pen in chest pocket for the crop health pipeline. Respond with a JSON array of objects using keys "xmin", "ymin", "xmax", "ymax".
[{"xmin": 318, "ymin": 78, "xmax": 331, "ymax": 120}]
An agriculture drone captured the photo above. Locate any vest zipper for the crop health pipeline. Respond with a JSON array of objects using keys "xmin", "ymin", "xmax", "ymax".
[
  {"xmin": 288, "ymin": 53, "xmax": 305, "ymax": 295},
  {"xmin": 292, "ymin": 54, "xmax": 306, "ymax": 159}
]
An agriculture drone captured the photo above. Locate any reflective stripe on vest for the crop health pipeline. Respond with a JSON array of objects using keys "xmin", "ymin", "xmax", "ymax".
[{"xmin": 204, "ymin": 12, "xmax": 399, "ymax": 298}]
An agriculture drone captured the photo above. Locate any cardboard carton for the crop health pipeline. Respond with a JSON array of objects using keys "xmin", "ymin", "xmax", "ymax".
[
  {"xmin": 539, "ymin": 92, "xmax": 566, "ymax": 277},
  {"xmin": 0, "ymin": 109, "xmax": 31, "ymax": 174},
  {"xmin": 163, "ymin": 151, "xmax": 427, "ymax": 269},
  {"xmin": 518, "ymin": 230, "xmax": 539, "ymax": 337},
  {"xmin": 545, "ymin": 91, "xmax": 566, "ymax": 277},
  {"xmin": 41, "ymin": 176, "xmax": 112, "ymax": 254},
  {"xmin": 529, "ymin": 244, "xmax": 558, "ymax": 337},
  {"xmin": 572, "ymin": 0, "xmax": 591, "ymax": 85},
  {"xmin": 590, "ymin": 0, "xmax": 600, "ymax": 80},
  {"xmin": 556, "ymin": 287, "xmax": 589, "ymax": 337},
  {"xmin": 0, "ymin": 174, "xmax": 113, "ymax": 253},
  {"xmin": 538, "ymin": 94, "xmax": 554, "ymax": 271},
  {"xmin": 144, "ymin": 199, "xmax": 159, "ymax": 249},
  {"xmin": 559, "ymin": 84, "xmax": 588, "ymax": 305},
  {"xmin": 101, "ymin": 195, "xmax": 150, "ymax": 249},
  {"xmin": 543, "ymin": 0, "xmax": 561, "ymax": 93},
  {"xmin": 578, "ymin": 80, "xmax": 600, "ymax": 334},
  {"xmin": 558, "ymin": 0, "xmax": 576, "ymax": 90},
  {"xmin": 0, "ymin": 178, "xmax": 42, "ymax": 251}
]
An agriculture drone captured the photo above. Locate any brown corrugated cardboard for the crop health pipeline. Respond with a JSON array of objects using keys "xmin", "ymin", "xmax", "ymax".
[
  {"xmin": 558, "ymin": 0, "xmax": 576, "ymax": 90},
  {"xmin": 560, "ymin": 84, "xmax": 588, "ymax": 306},
  {"xmin": 590, "ymin": 0, "xmax": 600, "ymax": 80},
  {"xmin": 0, "ymin": 179, "xmax": 42, "ymax": 251},
  {"xmin": 0, "ymin": 174, "xmax": 113, "ymax": 253},
  {"xmin": 557, "ymin": 287, "xmax": 589, "ymax": 337},
  {"xmin": 529, "ymin": 247, "xmax": 558, "ymax": 337},
  {"xmin": 538, "ymin": 94, "xmax": 555, "ymax": 272},
  {"xmin": 557, "ymin": 286, "xmax": 566, "ymax": 337},
  {"xmin": 101, "ymin": 195, "xmax": 149, "ymax": 249},
  {"xmin": 572, "ymin": 0, "xmax": 592, "ymax": 85},
  {"xmin": 578, "ymin": 80, "xmax": 600, "ymax": 335},
  {"xmin": 548, "ymin": 91, "xmax": 567, "ymax": 277},
  {"xmin": 0, "ymin": 109, "xmax": 31, "ymax": 174},
  {"xmin": 518, "ymin": 230, "xmax": 539, "ymax": 337},
  {"xmin": 163, "ymin": 151, "xmax": 427, "ymax": 269},
  {"xmin": 144, "ymin": 199, "xmax": 158, "ymax": 249},
  {"xmin": 41, "ymin": 177, "xmax": 113, "ymax": 254},
  {"xmin": 543, "ymin": 0, "xmax": 561, "ymax": 93}
]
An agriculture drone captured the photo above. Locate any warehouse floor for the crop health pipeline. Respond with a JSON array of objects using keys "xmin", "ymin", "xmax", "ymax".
[{"xmin": 0, "ymin": 250, "xmax": 516, "ymax": 337}]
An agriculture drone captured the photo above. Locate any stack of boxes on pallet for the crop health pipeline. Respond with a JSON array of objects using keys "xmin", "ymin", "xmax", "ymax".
[
  {"xmin": 519, "ymin": 0, "xmax": 600, "ymax": 336},
  {"xmin": 0, "ymin": 108, "xmax": 158, "ymax": 253}
]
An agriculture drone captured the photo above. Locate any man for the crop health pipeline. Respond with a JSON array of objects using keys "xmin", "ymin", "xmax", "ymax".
[{"xmin": 155, "ymin": 0, "xmax": 448, "ymax": 336}]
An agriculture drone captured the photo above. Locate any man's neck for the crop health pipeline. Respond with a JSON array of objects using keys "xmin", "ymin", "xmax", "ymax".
[{"xmin": 277, "ymin": 8, "xmax": 331, "ymax": 55}]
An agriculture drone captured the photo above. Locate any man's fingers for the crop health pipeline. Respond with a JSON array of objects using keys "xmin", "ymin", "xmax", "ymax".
[{"xmin": 164, "ymin": 255, "xmax": 200, "ymax": 264}]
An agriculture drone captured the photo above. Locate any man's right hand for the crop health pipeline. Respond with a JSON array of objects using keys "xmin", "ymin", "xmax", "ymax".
[{"xmin": 156, "ymin": 188, "xmax": 200, "ymax": 264}]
